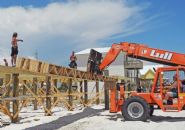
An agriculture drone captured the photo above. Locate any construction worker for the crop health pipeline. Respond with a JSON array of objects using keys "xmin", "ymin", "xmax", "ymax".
[
  {"xmin": 69, "ymin": 51, "xmax": 77, "ymax": 69},
  {"xmin": 164, "ymin": 74, "xmax": 180, "ymax": 104},
  {"xmin": 11, "ymin": 32, "xmax": 23, "ymax": 67},
  {"xmin": 3, "ymin": 59, "xmax": 8, "ymax": 66}
]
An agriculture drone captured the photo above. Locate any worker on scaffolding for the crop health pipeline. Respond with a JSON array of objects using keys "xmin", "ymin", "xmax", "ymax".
[
  {"xmin": 3, "ymin": 59, "xmax": 8, "ymax": 66},
  {"xmin": 11, "ymin": 32, "xmax": 23, "ymax": 67},
  {"xmin": 69, "ymin": 51, "xmax": 77, "ymax": 69}
]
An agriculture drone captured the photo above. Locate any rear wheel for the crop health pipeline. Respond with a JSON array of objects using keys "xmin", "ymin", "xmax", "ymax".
[{"xmin": 122, "ymin": 96, "xmax": 149, "ymax": 121}]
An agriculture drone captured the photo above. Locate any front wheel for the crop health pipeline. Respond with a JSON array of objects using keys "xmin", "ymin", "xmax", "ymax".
[{"xmin": 122, "ymin": 96, "xmax": 149, "ymax": 121}]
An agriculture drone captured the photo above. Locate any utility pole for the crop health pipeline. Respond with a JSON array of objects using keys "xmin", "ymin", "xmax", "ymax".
[{"xmin": 35, "ymin": 50, "xmax": 38, "ymax": 60}]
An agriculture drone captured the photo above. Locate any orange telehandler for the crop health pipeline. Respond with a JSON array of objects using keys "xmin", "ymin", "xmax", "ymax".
[{"xmin": 97, "ymin": 42, "xmax": 185, "ymax": 121}]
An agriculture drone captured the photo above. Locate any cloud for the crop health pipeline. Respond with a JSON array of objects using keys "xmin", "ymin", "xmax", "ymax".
[{"xmin": 0, "ymin": 0, "xmax": 155, "ymax": 65}]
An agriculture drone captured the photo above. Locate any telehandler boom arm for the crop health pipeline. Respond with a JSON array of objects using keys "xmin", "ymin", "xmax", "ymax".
[{"xmin": 99, "ymin": 42, "xmax": 185, "ymax": 70}]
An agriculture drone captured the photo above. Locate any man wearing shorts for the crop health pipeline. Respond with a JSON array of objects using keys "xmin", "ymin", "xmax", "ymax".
[
  {"xmin": 11, "ymin": 32, "xmax": 23, "ymax": 67},
  {"xmin": 164, "ymin": 74, "xmax": 180, "ymax": 104},
  {"xmin": 69, "ymin": 51, "xmax": 77, "ymax": 69}
]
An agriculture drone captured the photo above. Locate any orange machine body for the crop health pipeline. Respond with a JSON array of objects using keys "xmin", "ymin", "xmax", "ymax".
[{"xmin": 100, "ymin": 42, "xmax": 185, "ymax": 113}]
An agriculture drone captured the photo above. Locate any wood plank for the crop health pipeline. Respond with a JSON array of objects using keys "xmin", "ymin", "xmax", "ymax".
[
  {"xmin": 5, "ymin": 74, "xmax": 11, "ymax": 110},
  {"xmin": 33, "ymin": 77, "xmax": 38, "ymax": 110},
  {"xmin": 96, "ymin": 81, "xmax": 100, "ymax": 105},
  {"xmin": 53, "ymin": 79, "xmax": 58, "ymax": 104},
  {"xmin": 68, "ymin": 79, "xmax": 73, "ymax": 110},
  {"xmin": 45, "ymin": 76, "xmax": 52, "ymax": 116},
  {"xmin": 104, "ymin": 81, "xmax": 109, "ymax": 110},
  {"xmin": 22, "ymin": 59, "xmax": 30, "ymax": 70},
  {"xmin": 80, "ymin": 81, "xmax": 83, "ymax": 101},
  {"xmin": 29, "ymin": 60, "xmax": 40, "ymax": 72},
  {"xmin": 41, "ymin": 62, "xmax": 49, "ymax": 73},
  {"xmin": 84, "ymin": 80, "xmax": 88, "ymax": 105},
  {"xmin": 22, "ymin": 80, "xmax": 27, "ymax": 107},
  {"xmin": 12, "ymin": 73, "xmax": 19, "ymax": 123},
  {"xmin": 16, "ymin": 57, "xmax": 24, "ymax": 68}
]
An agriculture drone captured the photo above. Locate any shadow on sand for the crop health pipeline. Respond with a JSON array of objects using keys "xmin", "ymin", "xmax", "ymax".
[
  {"xmin": 100, "ymin": 112, "xmax": 185, "ymax": 123},
  {"xmin": 100, "ymin": 113, "xmax": 124, "ymax": 121},
  {"xmin": 150, "ymin": 115, "xmax": 185, "ymax": 122},
  {"xmin": 25, "ymin": 107, "xmax": 104, "ymax": 130},
  {"xmin": 23, "ymin": 109, "xmax": 185, "ymax": 130}
]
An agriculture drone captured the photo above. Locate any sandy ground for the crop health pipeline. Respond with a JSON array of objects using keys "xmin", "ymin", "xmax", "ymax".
[{"xmin": 1, "ymin": 105, "xmax": 185, "ymax": 130}]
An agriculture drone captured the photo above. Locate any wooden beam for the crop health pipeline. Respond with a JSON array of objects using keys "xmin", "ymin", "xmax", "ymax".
[
  {"xmin": 46, "ymin": 76, "xmax": 52, "ymax": 116},
  {"xmin": 68, "ymin": 79, "xmax": 73, "ymax": 110},
  {"xmin": 84, "ymin": 80, "xmax": 88, "ymax": 105},
  {"xmin": 104, "ymin": 81, "xmax": 109, "ymax": 110},
  {"xmin": 96, "ymin": 81, "xmax": 100, "ymax": 105},
  {"xmin": 12, "ymin": 73, "xmax": 19, "ymax": 123},
  {"xmin": 22, "ymin": 80, "xmax": 27, "ymax": 107},
  {"xmin": 33, "ymin": 77, "xmax": 38, "ymax": 110},
  {"xmin": 5, "ymin": 74, "xmax": 11, "ymax": 111},
  {"xmin": 53, "ymin": 79, "xmax": 58, "ymax": 104},
  {"xmin": 0, "ymin": 65, "xmax": 42, "ymax": 76},
  {"xmin": 80, "ymin": 81, "xmax": 83, "ymax": 101}
]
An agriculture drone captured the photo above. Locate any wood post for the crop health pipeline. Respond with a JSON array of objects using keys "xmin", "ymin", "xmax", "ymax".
[
  {"xmin": 104, "ymin": 81, "xmax": 109, "ymax": 110},
  {"xmin": 5, "ymin": 74, "xmax": 11, "ymax": 111},
  {"xmin": 96, "ymin": 81, "xmax": 100, "ymax": 105},
  {"xmin": 104, "ymin": 71, "xmax": 110, "ymax": 110},
  {"xmin": 41, "ymin": 81, "xmax": 44, "ymax": 104},
  {"xmin": 80, "ymin": 81, "xmax": 83, "ymax": 101},
  {"xmin": 68, "ymin": 79, "xmax": 73, "ymax": 110},
  {"xmin": 53, "ymin": 79, "xmax": 58, "ymax": 103},
  {"xmin": 84, "ymin": 80, "xmax": 88, "ymax": 105},
  {"xmin": 33, "ymin": 77, "xmax": 38, "ymax": 110},
  {"xmin": 12, "ymin": 73, "xmax": 19, "ymax": 123},
  {"xmin": 22, "ymin": 80, "xmax": 27, "ymax": 107},
  {"xmin": 46, "ymin": 76, "xmax": 51, "ymax": 116}
]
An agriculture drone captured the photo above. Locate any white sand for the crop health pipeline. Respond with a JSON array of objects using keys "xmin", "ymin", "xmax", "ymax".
[{"xmin": 1, "ymin": 105, "xmax": 185, "ymax": 130}]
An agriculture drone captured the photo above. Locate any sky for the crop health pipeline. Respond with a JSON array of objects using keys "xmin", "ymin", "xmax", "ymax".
[{"xmin": 0, "ymin": 0, "xmax": 185, "ymax": 66}]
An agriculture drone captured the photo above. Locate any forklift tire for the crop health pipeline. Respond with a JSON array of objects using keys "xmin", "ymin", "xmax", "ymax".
[
  {"xmin": 122, "ymin": 96, "xmax": 149, "ymax": 121},
  {"xmin": 149, "ymin": 105, "xmax": 154, "ymax": 116}
]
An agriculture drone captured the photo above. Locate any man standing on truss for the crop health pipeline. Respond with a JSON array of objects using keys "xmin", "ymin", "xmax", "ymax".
[{"xmin": 11, "ymin": 32, "xmax": 23, "ymax": 67}]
